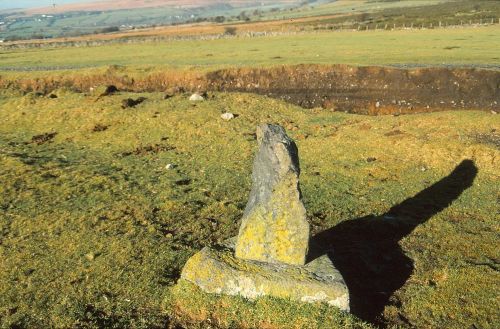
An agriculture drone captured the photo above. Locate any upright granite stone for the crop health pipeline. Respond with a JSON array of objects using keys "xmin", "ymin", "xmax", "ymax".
[
  {"xmin": 177, "ymin": 124, "xmax": 349, "ymax": 312},
  {"xmin": 235, "ymin": 124, "xmax": 309, "ymax": 266}
]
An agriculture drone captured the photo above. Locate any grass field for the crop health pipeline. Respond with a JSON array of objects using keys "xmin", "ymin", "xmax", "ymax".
[
  {"xmin": 1, "ymin": 25, "xmax": 499, "ymax": 73},
  {"xmin": 0, "ymin": 5, "xmax": 499, "ymax": 328},
  {"xmin": 0, "ymin": 88, "xmax": 498, "ymax": 328}
]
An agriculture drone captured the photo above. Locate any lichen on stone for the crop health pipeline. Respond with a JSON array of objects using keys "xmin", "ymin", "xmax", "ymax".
[
  {"xmin": 180, "ymin": 240, "xmax": 349, "ymax": 311},
  {"xmin": 235, "ymin": 124, "xmax": 309, "ymax": 266}
]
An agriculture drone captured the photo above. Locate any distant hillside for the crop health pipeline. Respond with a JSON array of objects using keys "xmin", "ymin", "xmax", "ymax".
[
  {"xmin": 0, "ymin": 0, "xmax": 320, "ymax": 41},
  {"xmin": 6, "ymin": 0, "xmax": 498, "ymax": 43},
  {"xmin": 24, "ymin": 0, "xmax": 302, "ymax": 15}
]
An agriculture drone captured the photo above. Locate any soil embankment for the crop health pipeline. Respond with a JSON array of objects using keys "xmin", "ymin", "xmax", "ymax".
[{"xmin": 2, "ymin": 64, "xmax": 499, "ymax": 114}]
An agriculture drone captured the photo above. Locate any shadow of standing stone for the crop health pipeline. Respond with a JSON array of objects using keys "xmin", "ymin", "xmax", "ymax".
[{"xmin": 179, "ymin": 124, "xmax": 349, "ymax": 311}]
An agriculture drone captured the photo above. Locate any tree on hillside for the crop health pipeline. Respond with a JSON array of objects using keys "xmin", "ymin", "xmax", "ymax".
[
  {"xmin": 214, "ymin": 16, "xmax": 226, "ymax": 23},
  {"xmin": 237, "ymin": 11, "xmax": 250, "ymax": 22}
]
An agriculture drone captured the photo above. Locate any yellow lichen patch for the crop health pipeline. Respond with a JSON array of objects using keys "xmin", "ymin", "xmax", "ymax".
[
  {"xmin": 268, "ymin": 176, "xmax": 309, "ymax": 265},
  {"xmin": 235, "ymin": 206, "xmax": 268, "ymax": 262},
  {"xmin": 235, "ymin": 174, "xmax": 309, "ymax": 265}
]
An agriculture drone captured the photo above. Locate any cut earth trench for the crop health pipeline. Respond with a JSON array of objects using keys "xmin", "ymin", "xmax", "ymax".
[
  {"xmin": 3, "ymin": 64, "xmax": 499, "ymax": 115},
  {"xmin": 206, "ymin": 65, "xmax": 500, "ymax": 114}
]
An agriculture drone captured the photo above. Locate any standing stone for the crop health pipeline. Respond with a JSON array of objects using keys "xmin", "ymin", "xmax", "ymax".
[
  {"xmin": 235, "ymin": 124, "xmax": 309, "ymax": 266},
  {"xmin": 177, "ymin": 123, "xmax": 349, "ymax": 311}
]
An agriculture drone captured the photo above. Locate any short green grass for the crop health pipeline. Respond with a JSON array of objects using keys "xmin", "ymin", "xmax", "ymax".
[
  {"xmin": 0, "ymin": 89, "xmax": 498, "ymax": 328},
  {"xmin": 1, "ymin": 25, "xmax": 499, "ymax": 72}
]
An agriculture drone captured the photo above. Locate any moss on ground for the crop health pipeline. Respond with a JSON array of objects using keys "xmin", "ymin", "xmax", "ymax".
[{"xmin": 0, "ymin": 90, "xmax": 498, "ymax": 328}]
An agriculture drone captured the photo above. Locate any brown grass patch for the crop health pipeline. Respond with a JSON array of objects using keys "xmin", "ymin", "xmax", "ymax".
[{"xmin": 30, "ymin": 132, "xmax": 57, "ymax": 145}]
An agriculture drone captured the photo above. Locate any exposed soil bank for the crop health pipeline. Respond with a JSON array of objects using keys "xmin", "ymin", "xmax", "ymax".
[
  {"xmin": 206, "ymin": 65, "xmax": 500, "ymax": 114},
  {"xmin": 2, "ymin": 64, "xmax": 498, "ymax": 115}
]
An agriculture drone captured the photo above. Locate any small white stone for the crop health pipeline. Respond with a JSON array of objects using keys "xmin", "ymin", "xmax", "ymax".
[
  {"xmin": 165, "ymin": 164, "xmax": 176, "ymax": 170},
  {"xmin": 221, "ymin": 112, "xmax": 235, "ymax": 121},
  {"xmin": 189, "ymin": 93, "xmax": 204, "ymax": 101},
  {"xmin": 375, "ymin": 101, "xmax": 380, "ymax": 108}
]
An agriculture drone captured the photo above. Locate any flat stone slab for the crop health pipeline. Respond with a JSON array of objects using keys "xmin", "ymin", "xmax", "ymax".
[{"xmin": 181, "ymin": 239, "xmax": 350, "ymax": 311}]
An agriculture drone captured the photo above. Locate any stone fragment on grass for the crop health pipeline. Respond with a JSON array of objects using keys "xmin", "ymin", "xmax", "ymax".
[
  {"xmin": 84, "ymin": 252, "xmax": 95, "ymax": 261},
  {"xmin": 189, "ymin": 93, "xmax": 205, "ymax": 101},
  {"xmin": 221, "ymin": 112, "xmax": 235, "ymax": 121},
  {"xmin": 180, "ymin": 239, "xmax": 349, "ymax": 311},
  {"xmin": 235, "ymin": 124, "xmax": 309, "ymax": 266}
]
